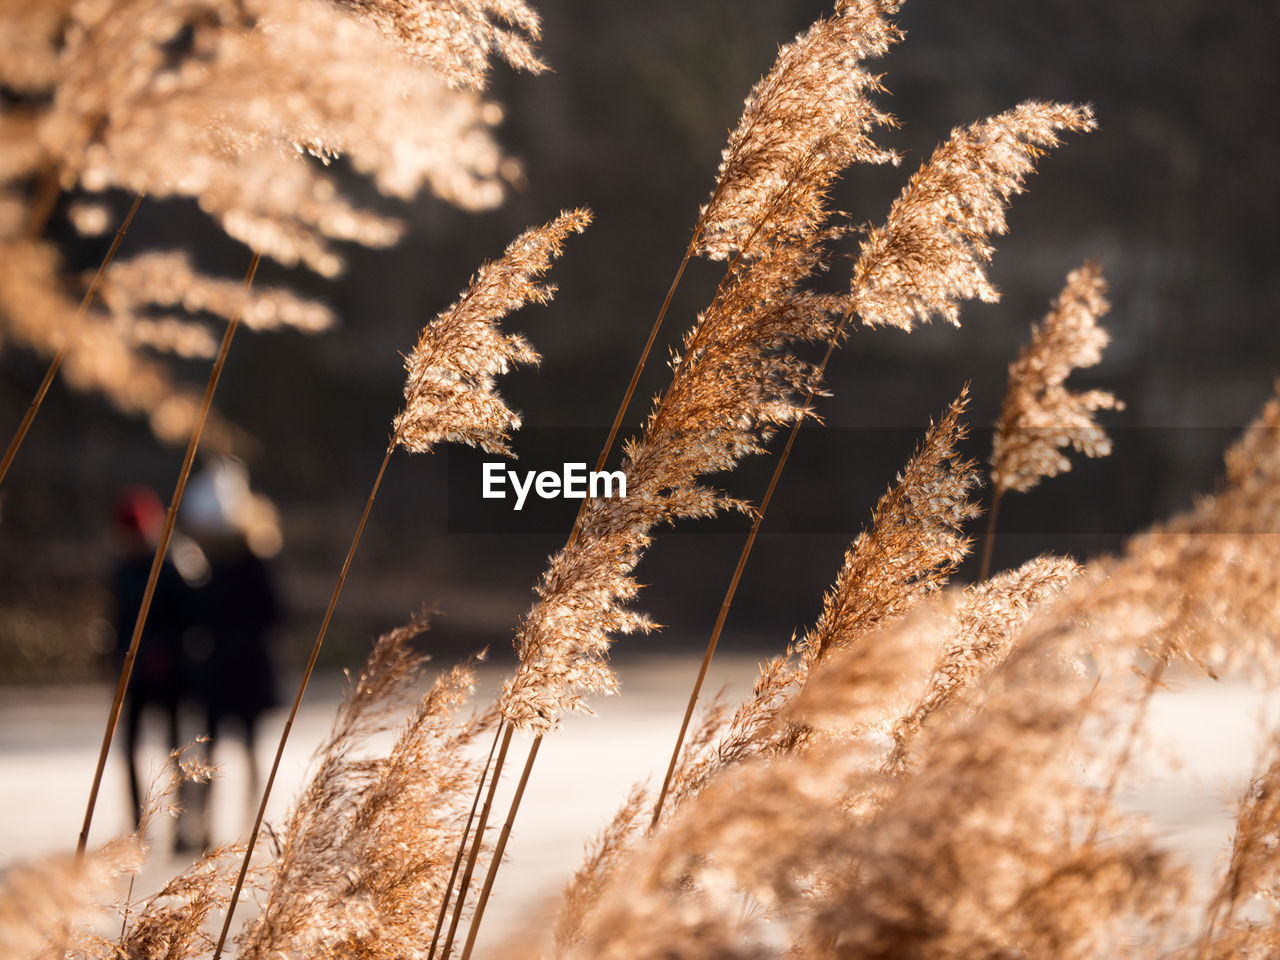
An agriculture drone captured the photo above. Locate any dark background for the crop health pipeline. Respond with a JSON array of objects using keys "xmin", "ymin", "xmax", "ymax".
[{"xmin": 2, "ymin": 0, "xmax": 1277, "ymax": 679}]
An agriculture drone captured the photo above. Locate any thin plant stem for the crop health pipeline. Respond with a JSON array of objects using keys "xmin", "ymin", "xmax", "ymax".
[
  {"xmin": 458, "ymin": 733, "xmax": 542, "ymax": 960},
  {"xmin": 118, "ymin": 873, "xmax": 137, "ymax": 943},
  {"xmin": 76, "ymin": 248, "xmax": 259, "ymax": 860},
  {"xmin": 430, "ymin": 237, "xmax": 695, "ymax": 922},
  {"xmin": 590, "ymin": 238, "xmax": 695, "ymax": 478},
  {"xmin": 1085, "ymin": 639, "xmax": 1172, "ymax": 845},
  {"xmin": 212, "ymin": 436, "xmax": 398, "ymax": 960},
  {"xmin": 24, "ymin": 165, "xmax": 62, "ymax": 240},
  {"xmin": 650, "ymin": 314, "xmax": 852, "ymax": 830},
  {"xmin": 439, "ymin": 724, "xmax": 514, "ymax": 960},
  {"xmin": 978, "ymin": 488, "xmax": 1003, "ymax": 581},
  {"xmin": 566, "ymin": 172, "xmax": 781, "ymax": 541},
  {"xmin": 426, "ymin": 722, "xmax": 503, "ymax": 960},
  {"xmin": 0, "ymin": 191, "xmax": 145, "ymax": 489}
]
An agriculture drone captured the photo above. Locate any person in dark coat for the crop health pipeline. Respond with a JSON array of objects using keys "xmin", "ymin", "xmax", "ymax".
[
  {"xmin": 108, "ymin": 484, "xmax": 195, "ymax": 829},
  {"xmin": 181, "ymin": 457, "xmax": 282, "ymax": 850}
]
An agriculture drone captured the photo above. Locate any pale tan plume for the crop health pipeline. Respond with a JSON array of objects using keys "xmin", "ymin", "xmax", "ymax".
[
  {"xmin": 392, "ymin": 209, "xmax": 591, "ymax": 457},
  {"xmin": 991, "ymin": 260, "xmax": 1124, "ymax": 496}
]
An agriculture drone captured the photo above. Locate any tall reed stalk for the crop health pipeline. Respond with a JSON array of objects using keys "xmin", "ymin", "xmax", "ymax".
[
  {"xmin": 0, "ymin": 192, "xmax": 145, "ymax": 489},
  {"xmin": 426, "ymin": 723, "xmax": 503, "ymax": 960},
  {"xmin": 435, "ymin": 198, "xmax": 767, "ymax": 948},
  {"xmin": 211, "ymin": 435, "xmax": 396, "ymax": 960},
  {"xmin": 978, "ymin": 489, "xmax": 1003, "ymax": 581},
  {"xmin": 76, "ymin": 248, "xmax": 260, "ymax": 858},
  {"xmin": 450, "ymin": 18, "xmax": 1102, "ymax": 951},
  {"xmin": 433, "ymin": 230, "xmax": 691, "ymax": 953},
  {"xmin": 444, "ymin": 174, "xmax": 822, "ymax": 957},
  {"xmin": 430, "ymin": 143, "xmax": 797, "ymax": 950},
  {"xmin": 213, "ymin": 211, "xmax": 589, "ymax": 958}
]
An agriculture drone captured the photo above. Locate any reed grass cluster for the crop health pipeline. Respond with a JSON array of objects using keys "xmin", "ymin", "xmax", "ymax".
[{"xmin": 2, "ymin": 1, "xmax": 1278, "ymax": 959}]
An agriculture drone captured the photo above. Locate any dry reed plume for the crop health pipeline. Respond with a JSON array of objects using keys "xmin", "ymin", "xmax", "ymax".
[
  {"xmin": 851, "ymin": 102, "xmax": 1096, "ymax": 332},
  {"xmin": 0, "ymin": 0, "xmax": 538, "ymax": 449},
  {"xmin": 1191, "ymin": 735, "xmax": 1280, "ymax": 958},
  {"xmin": 695, "ymin": 0, "xmax": 901, "ymax": 262},
  {"xmin": 0, "ymin": 743, "xmax": 233, "ymax": 960},
  {"xmin": 561, "ymin": 584, "xmax": 1181, "ymax": 960},
  {"xmin": 499, "ymin": 205, "xmax": 840, "ymax": 734},
  {"xmin": 651, "ymin": 95, "xmax": 1094, "ymax": 827},
  {"xmin": 457, "ymin": 0, "xmax": 915, "ymax": 927},
  {"xmin": 462, "ymin": 6, "xmax": 1096, "ymax": 945},
  {"xmin": 545, "ymin": 388, "xmax": 1280, "ymax": 959},
  {"xmin": 503, "ymin": 22, "xmax": 1093, "ymax": 742},
  {"xmin": 555, "ymin": 563, "xmax": 1188, "ymax": 960},
  {"xmin": 1074, "ymin": 382, "xmax": 1280, "ymax": 679},
  {"xmin": 394, "ymin": 209, "xmax": 592, "ymax": 456},
  {"xmin": 665, "ymin": 389, "xmax": 981, "ymax": 808},
  {"xmin": 991, "ymin": 260, "xmax": 1124, "ymax": 496},
  {"xmin": 237, "ymin": 620, "xmax": 493, "ymax": 960},
  {"xmin": 340, "ymin": 0, "xmax": 547, "ymax": 88}
]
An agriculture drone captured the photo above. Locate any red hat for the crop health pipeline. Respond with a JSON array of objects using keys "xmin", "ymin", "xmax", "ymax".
[{"xmin": 113, "ymin": 485, "xmax": 164, "ymax": 539}]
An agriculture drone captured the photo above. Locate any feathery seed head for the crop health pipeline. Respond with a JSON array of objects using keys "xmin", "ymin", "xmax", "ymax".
[
  {"xmin": 0, "ymin": 0, "xmax": 544, "ymax": 445},
  {"xmin": 500, "ymin": 226, "xmax": 843, "ymax": 733},
  {"xmin": 991, "ymin": 260, "xmax": 1124, "ymax": 495},
  {"xmin": 336, "ymin": 0, "xmax": 547, "ymax": 89},
  {"xmin": 1078, "ymin": 384, "xmax": 1280, "ymax": 677},
  {"xmin": 238, "ymin": 620, "xmax": 492, "ymax": 960},
  {"xmin": 392, "ymin": 208, "xmax": 590, "ymax": 457},
  {"xmin": 853, "ymin": 101, "xmax": 1097, "ymax": 330},
  {"xmin": 657, "ymin": 390, "xmax": 982, "ymax": 811},
  {"xmin": 801, "ymin": 387, "xmax": 983, "ymax": 667},
  {"xmin": 697, "ymin": 0, "xmax": 902, "ymax": 261}
]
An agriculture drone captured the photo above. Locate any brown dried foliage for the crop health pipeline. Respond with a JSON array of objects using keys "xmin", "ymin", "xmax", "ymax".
[
  {"xmin": 1078, "ymin": 382, "xmax": 1280, "ymax": 676},
  {"xmin": 883, "ymin": 554, "xmax": 1079, "ymax": 774},
  {"xmin": 16, "ymin": 2, "xmax": 1280, "ymax": 959},
  {"xmin": 337, "ymin": 0, "xmax": 547, "ymax": 89},
  {"xmin": 499, "ymin": 4, "xmax": 1092, "ymax": 734},
  {"xmin": 562, "ymin": 581, "xmax": 1190, "ymax": 960},
  {"xmin": 0, "ymin": 239, "xmax": 241, "ymax": 449},
  {"xmin": 499, "ymin": 216, "xmax": 843, "ymax": 733},
  {"xmin": 0, "ymin": 745, "xmax": 232, "ymax": 960},
  {"xmin": 553, "ymin": 782, "xmax": 651, "ymax": 956},
  {"xmin": 1188, "ymin": 735, "xmax": 1280, "ymax": 959}
]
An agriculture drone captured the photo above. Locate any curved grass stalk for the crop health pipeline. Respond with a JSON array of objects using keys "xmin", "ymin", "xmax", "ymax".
[
  {"xmin": 76, "ymin": 247, "xmax": 259, "ymax": 859},
  {"xmin": 211, "ymin": 435, "xmax": 396, "ymax": 959},
  {"xmin": 978, "ymin": 488, "xmax": 1003, "ymax": 581},
  {"xmin": 0, "ymin": 192, "xmax": 145, "ymax": 489}
]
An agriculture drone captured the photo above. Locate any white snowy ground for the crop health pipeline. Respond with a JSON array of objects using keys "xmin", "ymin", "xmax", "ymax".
[{"xmin": 1, "ymin": 656, "xmax": 1275, "ymax": 955}]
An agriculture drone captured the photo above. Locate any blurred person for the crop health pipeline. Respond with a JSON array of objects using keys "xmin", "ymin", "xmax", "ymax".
[
  {"xmin": 180, "ymin": 457, "xmax": 283, "ymax": 850},
  {"xmin": 108, "ymin": 484, "xmax": 198, "ymax": 833}
]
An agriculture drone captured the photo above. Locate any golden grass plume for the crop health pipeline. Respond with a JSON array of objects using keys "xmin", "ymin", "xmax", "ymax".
[{"xmin": 991, "ymin": 259, "xmax": 1124, "ymax": 496}]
